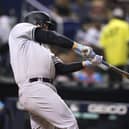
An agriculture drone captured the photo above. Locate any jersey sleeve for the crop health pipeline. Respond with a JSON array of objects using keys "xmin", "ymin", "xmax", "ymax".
[
  {"xmin": 10, "ymin": 23, "xmax": 37, "ymax": 40},
  {"xmin": 51, "ymin": 53, "xmax": 63, "ymax": 64}
]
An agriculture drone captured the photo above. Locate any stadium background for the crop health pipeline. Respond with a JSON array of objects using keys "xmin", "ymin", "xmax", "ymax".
[{"xmin": 0, "ymin": 0, "xmax": 129, "ymax": 129}]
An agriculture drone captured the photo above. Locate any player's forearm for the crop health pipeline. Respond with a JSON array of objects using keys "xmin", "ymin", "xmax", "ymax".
[
  {"xmin": 34, "ymin": 28, "xmax": 97, "ymax": 59},
  {"xmin": 34, "ymin": 28, "xmax": 74, "ymax": 49},
  {"xmin": 55, "ymin": 57, "xmax": 103, "ymax": 75},
  {"xmin": 55, "ymin": 62, "xmax": 84, "ymax": 75}
]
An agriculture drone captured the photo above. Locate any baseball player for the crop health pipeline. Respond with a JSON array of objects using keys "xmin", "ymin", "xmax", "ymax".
[{"xmin": 8, "ymin": 11, "xmax": 102, "ymax": 129}]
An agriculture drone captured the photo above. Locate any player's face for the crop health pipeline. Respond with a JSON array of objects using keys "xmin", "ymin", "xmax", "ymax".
[
  {"xmin": 37, "ymin": 23, "xmax": 49, "ymax": 30},
  {"xmin": 41, "ymin": 23, "xmax": 49, "ymax": 30},
  {"xmin": 44, "ymin": 24, "xmax": 49, "ymax": 30}
]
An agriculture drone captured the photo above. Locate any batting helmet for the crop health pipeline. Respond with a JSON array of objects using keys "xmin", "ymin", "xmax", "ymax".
[{"xmin": 23, "ymin": 11, "xmax": 54, "ymax": 28}]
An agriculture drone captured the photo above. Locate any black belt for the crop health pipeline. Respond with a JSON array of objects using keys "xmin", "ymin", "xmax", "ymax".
[{"xmin": 29, "ymin": 77, "xmax": 53, "ymax": 83}]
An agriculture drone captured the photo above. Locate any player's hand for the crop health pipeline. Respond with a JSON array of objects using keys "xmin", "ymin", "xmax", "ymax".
[
  {"xmin": 72, "ymin": 42, "xmax": 95, "ymax": 58},
  {"xmin": 82, "ymin": 55, "xmax": 103, "ymax": 67},
  {"xmin": 82, "ymin": 60, "xmax": 92, "ymax": 67},
  {"xmin": 90, "ymin": 55, "xmax": 103, "ymax": 65}
]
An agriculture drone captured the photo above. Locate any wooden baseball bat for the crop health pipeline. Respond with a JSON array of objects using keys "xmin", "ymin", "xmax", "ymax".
[{"xmin": 102, "ymin": 60, "xmax": 129, "ymax": 79}]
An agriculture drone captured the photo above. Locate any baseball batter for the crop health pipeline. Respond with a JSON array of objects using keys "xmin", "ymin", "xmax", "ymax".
[{"xmin": 8, "ymin": 11, "xmax": 102, "ymax": 129}]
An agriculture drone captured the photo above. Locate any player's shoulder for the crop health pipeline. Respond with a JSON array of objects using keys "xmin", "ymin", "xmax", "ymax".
[
  {"xmin": 12, "ymin": 22, "xmax": 35, "ymax": 31},
  {"xmin": 10, "ymin": 22, "xmax": 36, "ymax": 38}
]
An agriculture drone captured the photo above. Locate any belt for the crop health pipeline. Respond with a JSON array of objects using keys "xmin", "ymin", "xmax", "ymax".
[{"xmin": 29, "ymin": 77, "xmax": 53, "ymax": 83}]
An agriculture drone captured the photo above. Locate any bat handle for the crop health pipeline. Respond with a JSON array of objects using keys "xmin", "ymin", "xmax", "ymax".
[{"xmin": 102, "ymin": 60, "xmax": 110, "ymax": 68}]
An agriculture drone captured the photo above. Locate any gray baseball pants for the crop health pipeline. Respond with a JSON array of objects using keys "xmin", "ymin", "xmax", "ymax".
[{"xmin": 18, "ymin": 81, "xmax": 79, "ymax": 129}]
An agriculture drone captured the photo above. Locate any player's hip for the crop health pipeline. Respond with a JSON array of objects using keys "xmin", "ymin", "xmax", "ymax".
[{"xmin": 18, "ymin": 82, "xmax": 57, "ymax": 110}]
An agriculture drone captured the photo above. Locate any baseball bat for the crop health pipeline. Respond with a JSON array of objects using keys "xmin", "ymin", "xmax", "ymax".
[{"xmin": 102, "ymin": 60, "xmax": 129, "ymax": 79}]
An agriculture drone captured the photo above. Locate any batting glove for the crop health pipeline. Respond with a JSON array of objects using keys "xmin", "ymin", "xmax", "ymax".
[
  {"xmin": 91, "ymin": 55, "xmax": 103, "ymax": 65},
  {"xmin": 82, "ymin": 55, "xmax": 103, "ymax": 67},
  {"xmin": 82, "ymin": 60, "xmax": 92, "ymax": 67},
  {"xmin": 72, "ymin": 42, "xmax": 95, "ymax": 58}
]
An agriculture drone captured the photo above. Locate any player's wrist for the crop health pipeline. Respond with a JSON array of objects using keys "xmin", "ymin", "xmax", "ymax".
[
  {"xmin": 72, "ymin": 41, "xmax": 78, "ymax": 49},
  {"xmin": 82, "ymin": 61, "xmax": 85, "ymax": 67},
  {"xmin": 82, "ymin": 60, "xmax": 92, "ymax": 67}
]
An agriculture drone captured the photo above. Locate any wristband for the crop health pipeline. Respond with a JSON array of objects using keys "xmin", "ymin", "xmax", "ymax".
[{"xmin": 72, "ymin": 42, "xmax": 78, "ymax": 49}]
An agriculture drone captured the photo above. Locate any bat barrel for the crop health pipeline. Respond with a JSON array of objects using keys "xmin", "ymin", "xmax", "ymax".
[{"xmin": 101, "ymin": 60, "xmax": 129, "ymax": 79}]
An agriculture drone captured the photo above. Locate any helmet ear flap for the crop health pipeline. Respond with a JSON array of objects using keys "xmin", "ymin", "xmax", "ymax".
[{"xmin": 47, "ymin": 19, "xmax": 57, "ymax": 31}]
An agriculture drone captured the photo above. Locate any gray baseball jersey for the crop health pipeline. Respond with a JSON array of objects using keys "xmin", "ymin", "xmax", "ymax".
[
  {"xmin": 9, "ymin": 23, "xmax": 57, "ymax": 85},
  {"xmin": 8, "ymin": 23, "xmax": 78, "ymax": 129}
]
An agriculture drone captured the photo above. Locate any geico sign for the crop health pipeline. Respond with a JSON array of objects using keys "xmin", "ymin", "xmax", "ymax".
[{"xmin": 88, "ymin": 104, "xmax": 127, "ymax": 115}]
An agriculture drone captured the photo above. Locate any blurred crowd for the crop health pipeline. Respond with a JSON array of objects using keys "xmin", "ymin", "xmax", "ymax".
[
  {"xmin": 0, "ymin": 8, "xmax": 17, "ymax": 79},
  {"xmin": 0, "ymin": 0, "xmax": 129, "ymax": 89},
  {"xmin": 50, "ymin": 0, "xmax": 129, "ymax": 89}
]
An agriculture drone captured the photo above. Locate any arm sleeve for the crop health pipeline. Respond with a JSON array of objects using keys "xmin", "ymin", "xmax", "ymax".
[
  {"xmin": 55, "ymin": 62, "xmax": 83, "ymax": 75},
  {"xmin": 34, "ymin": 27, "xmax": 74, "ymax": 49}
]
